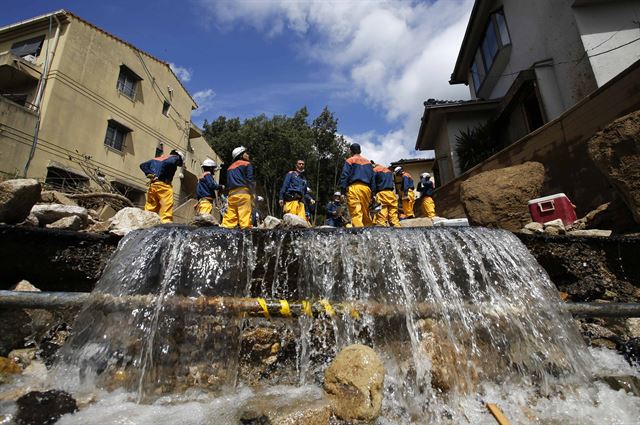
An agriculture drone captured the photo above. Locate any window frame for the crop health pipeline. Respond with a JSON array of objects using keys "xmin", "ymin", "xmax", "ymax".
[
  {"xmin": 104, "ymin": 119, "xmax": 132, "ymax": 152},
  {"xmin": 162, "ymin": 101, "xmax": 171, "ymax": 116},
  {"xmin": 10, "ymin": 35, "xmax": 46, "ymax": 59},
  {"xmin": 470, "ymin": 8, "xmax": 512, "ymax": 94},
  {"xmin": 116, "ymin": 65, "xmax": 142, "ymax": 100}
]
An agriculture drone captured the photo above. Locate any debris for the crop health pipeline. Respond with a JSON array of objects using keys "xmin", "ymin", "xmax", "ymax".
[{"xmin": 0, "ymin": 179, "xmax": 41, "ymax": 224}]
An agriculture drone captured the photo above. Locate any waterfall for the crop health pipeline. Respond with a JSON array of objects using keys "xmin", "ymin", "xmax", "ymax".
[{"xmin": 51, "ymin": 226, "xmax": 638, "ymax": 423}]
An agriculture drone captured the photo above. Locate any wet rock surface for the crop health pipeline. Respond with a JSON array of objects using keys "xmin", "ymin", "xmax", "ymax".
[
  {"xmin": 323, "ymin": 344, "xmax": 384, "ymax": 422},
  {"xmin": 30, "ymin": 204, "xmax": 89, "ymax": 227},
  {"xmin": 108, "ymin": 207, "xmax": 162, "ymax": 236},
  {"xmin": 281, "ymin": 213, "xmax": 311, "ymax": 228},
  {"xmin": 15, "ymin": 389, "xmax": 77, "ymax": 425},
  {"xmin": 460, "ymin": 162, "xmax": 545, "ymax": 231},
  {"xmin": 399, "ymin": 217, "xmax": 433, "ymax": 227},
  {"xmin": 0, "ymin": 179, "xmax": 41, "ymax": 224}
]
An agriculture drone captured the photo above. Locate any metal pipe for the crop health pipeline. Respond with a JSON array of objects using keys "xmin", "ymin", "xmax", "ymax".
[{"xmin": 1, "ymin": 290, "xmax": 640, "ymax": 318}]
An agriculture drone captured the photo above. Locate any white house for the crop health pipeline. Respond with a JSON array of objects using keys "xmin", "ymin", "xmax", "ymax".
[{"xmin": 415, "ymin": 0, "xmax": 640, "ymax": 185}]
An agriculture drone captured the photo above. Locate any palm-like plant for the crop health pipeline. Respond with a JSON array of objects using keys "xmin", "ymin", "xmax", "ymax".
[{"xmin": 455, "ymin": 121, "xmax": 501, "ymax": 173}]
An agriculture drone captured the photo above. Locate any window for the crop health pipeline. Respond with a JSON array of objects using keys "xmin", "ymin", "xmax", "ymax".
[
  {"xmin": 470, "ymin": 9, "xmax": 512, "ymax": 92},
  {"xmin": 104, "ymin": 120, "xmax": 131, "ymax": 152},
  {"xmin": 117, "ymin": 65, "xmax": 141, "ymax": 99},
  {"xmin": 155, "ymin": 142, "xmax": 164, "ymax": 157},
  {"xmin": 10, "ymin": 35, "xmax": 45, "ymax": 58},
  {"xmin": 162, "ymin": 101, "xmax": 170, "ymax": 116}
]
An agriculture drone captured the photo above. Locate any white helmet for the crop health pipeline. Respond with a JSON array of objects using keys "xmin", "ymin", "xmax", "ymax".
[
  {"xmin": 394, "ymin": 166, "xmax": 402, "ymax": 174},
  {"xmin": 333, "ymin": 191, "xmax": 341, "ymax": 197},
  {"xmin": 171, "ymin": 149, "xmax": 185, "ymax": 161},
  {"xmin": 232, "ymin": 146, "xmax": 247, "ymax": 160},
  {"xmin": 202, "ymin": 158, "xmax": 217, "ymax": 168},
  {"xmin": 421, "ymin": 172, "xmax": 431, "ymax": 179}
]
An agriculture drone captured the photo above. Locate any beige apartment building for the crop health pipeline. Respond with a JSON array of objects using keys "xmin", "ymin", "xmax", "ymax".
[{"xmin": 0, "ymin": 10, "xmax": 221, "ymax": 207}]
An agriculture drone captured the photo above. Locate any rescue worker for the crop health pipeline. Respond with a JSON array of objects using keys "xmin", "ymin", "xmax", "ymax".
[
  {"xmin": 373, "ymin": 163, "xmax": 400, "ymax": 227},
  {"xmin": 394, "ymin": 166, "xmax": 415, "ymax": 219},
  {"xmin": 195, "ymin": 158, "xmax": 221, "ymax": 216},
  {"xmin": 325, "ymin": 192, "xmax": 345, "ymax": 227},
  {"xmin": 338, "ymin": 143, "xmax": 375, "ymax": 227},
  {"xmin": 278, "ymin": 159, "xmax": 315, "ymax": 222},
  {"xmin": 417, "ymin": 172, "xmax": 436, "ymax": 218},
  {"xmin": 140, "ymin": 149, "xmax": 184, "ymax": 223},
  {"xmin": 221, "ymin": 146, "xmax": 255, "ymax": 229}
]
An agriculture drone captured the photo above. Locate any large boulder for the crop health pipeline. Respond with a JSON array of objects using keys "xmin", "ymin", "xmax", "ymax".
[
  {"xmin": 0, "ymin": 179, "xmax": 41, "ymax": 224},
  {"xmin": 460, "ymin": 162, "xmax": 545, "ymax": 231},
  {"xmin": 588, "ymin": 110, "xmax": 640, "ymax": 224},
  {"xmin": 46, "ymin": 215, "xmax": 84, "ymax": 231},
  {"xmin": 30, "ymin": 204, "xmax": 89, "ymax": 226},
  {"xmin": 323, "ymin": 344, "xmax": 384, "ymax": 422},
  {"xmin": 108, "ymin": 207, "xmax": 161, "ymax": 236}
]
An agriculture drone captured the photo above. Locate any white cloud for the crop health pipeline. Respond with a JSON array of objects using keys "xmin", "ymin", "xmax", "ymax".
[
  {"xmin": 196, "ymin": 0, "xmax": 474, "ymax": 160},
  {"xmin": 192, "ymin": 88, "xmax": 216, "ymax": 116},
  {"xmin": 169, "ymin": 62, "xmax": 193, "ymax": 83}
]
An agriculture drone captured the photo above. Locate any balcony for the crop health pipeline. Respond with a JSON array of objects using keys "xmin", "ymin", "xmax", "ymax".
[{"xmin": 0, "ymin": 52, "xmax": 41, "ymax": 109}]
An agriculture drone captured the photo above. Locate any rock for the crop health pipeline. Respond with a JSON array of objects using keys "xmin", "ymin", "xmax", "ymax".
[
  {"xmin": 8, "ymin": 348, "xmax": 37, "ymax": 368},
  {"xmin": 10, "ymin": 280, "xmax": 40, "ymax": 292},
  {"xmin": 568, "ymin": 229, "xmax": 612, "ymax": 237},
  {"xmin": 46, "ymin": 215, "xmax": 84, "ymax": 231},
  {"xmin": 601, "ymin": 375, "xmax": 640, "ymax": 397},
  {"xmin": 627, "ymin": 318, "xmax": 640, "ymax": 339},
  {"xmin": 30, "ymin": 204, "xmax": 88, "ymax": 226},
  {"xmin": 524, "ymin": 222, "xmax": 544, "ymax": 232},
  {"xmin": 323, "ymin": 344, "xmax": 384, "ymax": 421},
  {"xmin": 97, "ymin": 204, "xmax": 117, "ymax": 221},
  {"xmin": 261, "ymin": 215, "xmax": 282, "ymax": 229},
  {"xmin": 544, "ymin": 219, "xmax": 566, "ymax": 235},
  {"xmin": 15, "ymin": 390, "xmax": 78, "ymax": 425},
  {"xmin": 399, "ymin": 217, "xmax": 433, "ymax": 227},
  {"xmin": 518, "ymin": 228, "xmax": 535, "ymax": 235},
  {"xmin": 620, "ymin": 337, "xmax": 640, "ymax": 366},
  {"xmin": 573, "ymin": 199, "xmax": 638, "ymax": 234},
  {"xmin": 281, "ymin": 213, "xmax": 310, "ymax": 228},
  {"xmin": 191, "ymin": 214, "xmax": 218, "ymax": 227},
  {"xmin": 39, "ymin": 190, "xmax": 77, "ymax": 206},
  {"xmin": 19, "ymin": 214, "xmax": 39, "ymax": 227},
  {"xmin": 0, "ymin": 179, "xmax": 41, "ymax": 224},
  {"xmin": 108, "ymin": 207, "xmax": 161, "ymax": 236},
  {"xmin": 0, "ymin": 309, "xmax": 31, "ymax": 357},
  {"xmin": 0, "ymin": 356, "xmax": 22, "ymax": 379},
  {"xmin": 588, "ymin": 110, "xmax": 640, "ymax": 225},
  {"xmin": 240, "ymin": 394, "xmax": 331, "ymax": 425},
  {"xmin": 460, "ymin": 162, "xmax": 545, "ymax": 231}
]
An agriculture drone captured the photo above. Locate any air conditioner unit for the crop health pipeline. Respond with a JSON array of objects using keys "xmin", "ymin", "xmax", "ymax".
[{"xmin": 22, "ymin": 54, "xmax": 37, "ymax": 64}]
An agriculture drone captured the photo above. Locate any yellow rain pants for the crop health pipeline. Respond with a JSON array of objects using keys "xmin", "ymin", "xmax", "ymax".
[
  {"xmin": 347, "ymin": 182, "xmax": 373, "ymax": 228},
  {"xmin": 196, "ymin": 198, "xmax": 213, "ymax": 215},
  {"xmin": 283, "ymin": 200, "xmax": 306, "ymax": 221},
  {"xmin": 374, "ymin": 190, "xmax": 400, "ymax": 227},
  {"xmin": 422, "ymin": 196, "xmax": 436, "ymax": 218},
  {"xmin": 144, "ymin": 181, "xmax": 174, "ymax": 223},
  {"xmin": 401, "ymin": 188, "xmax": 415, "ymax": 219},
  {"xmin": 221, "ymin": 188, "xmax": 252, "ymax": 229}
]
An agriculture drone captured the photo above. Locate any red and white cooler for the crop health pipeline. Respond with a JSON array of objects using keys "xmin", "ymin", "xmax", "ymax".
[{"xmin": 528, "ymin": 193, "xmax": 577, "ymax": 226}]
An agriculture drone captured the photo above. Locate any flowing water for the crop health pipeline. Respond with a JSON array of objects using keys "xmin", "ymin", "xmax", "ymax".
[{"xmin": 3, "ymin": 226, "xmax": 640, "ymax": 424}]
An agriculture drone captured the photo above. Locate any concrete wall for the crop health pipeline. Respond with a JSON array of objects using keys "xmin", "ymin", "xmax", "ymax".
[
  {"xmin": 0, "ymin": 96, "xmax": 38, "ymax": 178},
  {"xmin": 572, "ymin": 0, "xmax": 640, "ymax": 88},
  {"xmin": 472, "ymin": 0, "xmax": 597, "ymax": 121},
  {"xmin": 435, "ymin": 59, "xmax": 640, "ymax": 220},
  {"xmin": 0, "ymin": 13, "xmax": 221, "ymax": 206}
]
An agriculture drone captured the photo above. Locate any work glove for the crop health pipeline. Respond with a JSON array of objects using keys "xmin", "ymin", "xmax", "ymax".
[
  {"xmin": 279, "ymin": 199, "xmax": 284, "ymax": 207},
  {"xmin": 256, "ymin": 196, "xmax": 264, "ymax": 202},
  {"xmin": 146, "ymin": 174, "xmax": 158, "ymax": 182}
]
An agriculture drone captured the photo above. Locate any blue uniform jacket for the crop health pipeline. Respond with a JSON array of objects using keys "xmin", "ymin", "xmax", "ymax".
[
  {"xmin": 279, "ymin": 171, "xmax": 311, "ymax": 201},
  {"xmin": 226, "ymin": 160, "xmax": 255, "ymax": 192},
  {"xmin": 139, "ymin": 154, "xmax": 183, "ymax": 184},
  {"xmin": 196, "ymin": 172, "xmax": 220, "ymax": 199},
  {"xmin": 417, "ymin": 180, "xmax": 434, "ymax": 197},
  {"xmin": 338, "ymin": 154, "xmax": 375, "ymax": 192},
  {"xmin": 373, "ymin": 165, "xmax": 394, "ymax": 193},
  {"xmin": 326, "ymin": 201, "xmax": 340, "ymax": 216},
  {"xmin": 401, "ymin": 172, "xmax": 414, "ymax": 196}
]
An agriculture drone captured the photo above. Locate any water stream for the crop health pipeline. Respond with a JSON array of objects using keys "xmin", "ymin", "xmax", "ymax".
[{"xmin": 4, "ymin": 226, "xmax": 640, "ymax": 423}]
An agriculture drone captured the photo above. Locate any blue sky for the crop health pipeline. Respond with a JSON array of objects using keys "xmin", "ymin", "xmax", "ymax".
[{"xmin": 2, "ymin": 0, "xmax": 472, "ymax": 161}]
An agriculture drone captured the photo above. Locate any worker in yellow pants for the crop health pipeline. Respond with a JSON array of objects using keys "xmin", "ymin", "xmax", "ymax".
[
  {"xmin": 221, "ymin": 146, "xmax": 255, "ymax": 229},
  {"xmin": 144, "ymin": 181, "xmax": 174, "ymax": 223},
  {"xmin": 394, "ymin": 166, "xmax": 415, "ymax": 219},
  {"xmin": 339, "ymin": 143, "xmax": 375, "ymax": 228},
  {"xmin": 402, "ymin": 188, "xmax": 415, "ymax": 219},
  {"xmin": 422, "ymin": 196, "xmax": 436, "ymax": 218},
  {"xmin": 372, "ymin": 163, "xmax": 400, "ymax": 227},
  {"xmin": 221, "ymin": 189, "xmax": 252, "ymax": 229},
  {"xmin": 196, "ymin": 198, "xmax": 213, "ymax": 215},
  {"xmin": 195, "ymin": 158, "xmax": 221, "ymax": 217},
  {"xmin": 283, "ymin": 199, "xmax": 306, "ymax": 219},
  {"xmin": 279, "ymin": 159, "xmax": 314, "ymax": 223},
  {"xmin": 347, "ymin": 182, "xmax": 373, "ymax": 227},
  {"xmin": 140, "ymin": 149, "xmax": 184, "ymax": 224}
]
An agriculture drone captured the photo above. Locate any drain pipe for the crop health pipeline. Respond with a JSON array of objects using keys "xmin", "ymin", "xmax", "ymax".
[
  {"xmin": 1, "ymin": 291, "xmax": 639, "ymax": 318},
  {"xmin": 23, "ymin": 13, "xmax": 62, "ymax": 177}
]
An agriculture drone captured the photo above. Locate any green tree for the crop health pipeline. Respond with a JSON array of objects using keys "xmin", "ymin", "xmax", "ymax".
[
  {"xmin": 202, "ymin": 107, "xmax": 347, "ymax": 221},
  {"xmin": 454, "ymin": 121, "xmax": 501, "ymax": 173}
]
